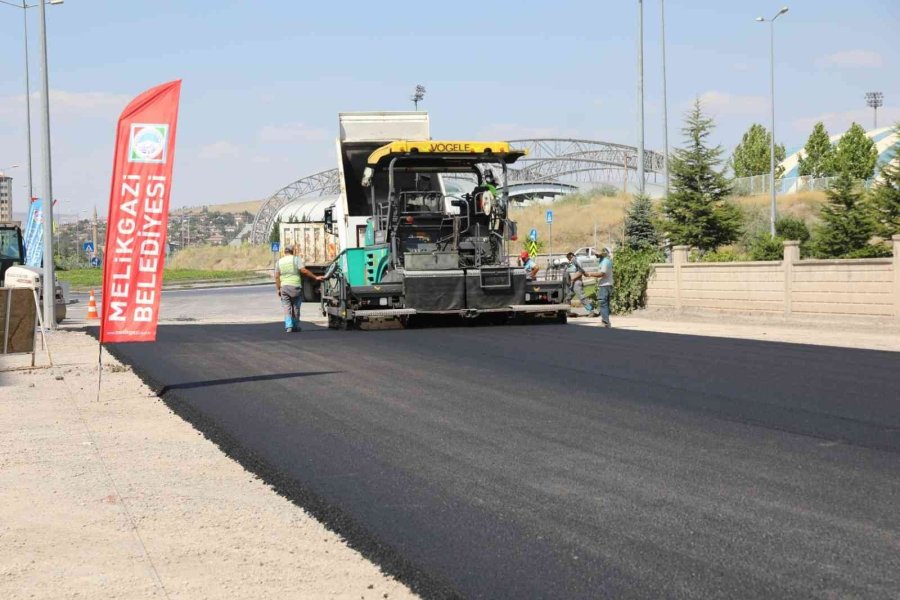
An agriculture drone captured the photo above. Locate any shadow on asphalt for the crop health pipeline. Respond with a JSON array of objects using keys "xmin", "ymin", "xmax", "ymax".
[{"xmin": 158, "ymin": 370, "xmax": 341, "ymax": 395}]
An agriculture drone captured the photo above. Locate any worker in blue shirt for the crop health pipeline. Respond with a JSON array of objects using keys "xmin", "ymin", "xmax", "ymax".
[
  {"xmin": 519, "ymin": 251, "xmax": 539, "ymax": 280},
  {"xmin": 587, "ymin": 247, "xmax": 614, "ymax": 327}
]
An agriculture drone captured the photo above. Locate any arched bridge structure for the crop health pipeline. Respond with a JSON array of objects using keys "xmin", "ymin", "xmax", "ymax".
[{"xmin": 250, "ymin": 138, "xmax": 664, "ymax": 244}]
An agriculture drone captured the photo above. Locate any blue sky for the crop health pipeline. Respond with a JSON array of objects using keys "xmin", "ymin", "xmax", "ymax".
[{"xmin": 0, "ymin": 0, "xmax": 897, "ymax": 216}]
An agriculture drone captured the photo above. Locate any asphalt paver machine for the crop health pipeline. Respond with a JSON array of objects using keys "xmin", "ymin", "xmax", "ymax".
[{"xmin": 321, "ymin": 140, "xmax": 569, "ymax": 329}]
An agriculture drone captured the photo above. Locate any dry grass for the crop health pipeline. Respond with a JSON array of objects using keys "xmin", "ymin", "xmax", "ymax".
[
  {"xmin": 732, "ymin": 191, "xmax": 827, "ymax": 223},
  {"xmin": 511, "ymin": 193, "xmax": 631, "ymax": 251},
  {"xmin": 509, "ymin": 190, "xmax": 829, "ymax": 250},
  {"xmin": 166, "ymin": 245, "xmax": 274, "ymax": 271}
]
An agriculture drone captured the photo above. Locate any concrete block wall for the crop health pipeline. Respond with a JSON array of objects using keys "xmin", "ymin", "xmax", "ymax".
[{"xmin": 645, "ymin": 235, "xmax": 900, "ymax": 321}]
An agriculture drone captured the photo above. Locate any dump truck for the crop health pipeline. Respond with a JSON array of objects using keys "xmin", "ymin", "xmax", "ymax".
[
  {"xmin": 277, "ymin": 196, "xmax": 340, "ymax": 301},
  {"xmin": 320, "ymin": 112, "xmax": 569, "ymax": 329},
  {"xmin": 0, "ymin": 222, "xmax": 66, "ymax": 323}
]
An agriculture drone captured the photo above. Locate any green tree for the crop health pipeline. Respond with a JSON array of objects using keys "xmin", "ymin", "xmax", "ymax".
[
  {"xmin": 833, "ymin": 122, "xmax": 878, "ymax": 180},
  {"xmin": 797, "ymin": 122, "xmax": 836, "ymax": 178},
  {"xmin": 269, "ymin": 217, "xmax": 281, "ymax": 245},
  {"xmin": 731, "ymin": 123, "xmax": 785, "ymax": 178},
  {"xmin": 812, "ymin": 171, "xmax": 876, "ymax": 257},
  {"xmin": 624, "ymin": 193, "xmax": 659, "ymax": 250},
  {"xmin": 662, "ymin": 98, "xmax": 743, "ymax": 252},
  {"xmin": 868, "ymin": 123, "xmax": 900, "ymax": 240}
]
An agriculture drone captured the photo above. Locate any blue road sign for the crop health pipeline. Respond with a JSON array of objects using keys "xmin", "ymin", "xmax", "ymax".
[
  {"xmin": 90, "ymin": 256, "xmax": 101, "ymax": 268},
  {"xmin": 546, "ymin": 210, "xmax": 553, "ymax": 224},
  {"xmin": 271, "ymin": 242, "xmax": 280, "ymax": 253},
  {"xmin": 529, "ymin": 228, "xmax": 538, "ymax": 242},
  {"xmin": 83, "ymin": 241, "xmax": 95, "ymax": 254}
]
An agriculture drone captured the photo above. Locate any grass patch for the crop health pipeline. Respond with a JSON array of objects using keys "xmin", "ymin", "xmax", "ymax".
[
  {"xmin": 166, "ymin": 244, "xmax": 273, "ymax": 271},
  {"xmin": 57, "ymin": 268, "xmax": 262, "ymax": 289}
]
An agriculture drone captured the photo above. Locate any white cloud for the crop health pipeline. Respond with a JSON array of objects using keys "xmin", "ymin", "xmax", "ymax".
[
  {"xmin": 258, "ymin": 123, "xmax": 328, "ymax": 143},
  {"xmin": 477, "ymin": 124, "xmax": 579, "ymax": 140},
  {"xmin": 792, "ymin": 106, "xmax": 900, "ymax": 135},
  {"xmin": 198, "ymin": 141, "xmax": 241, "ymax": 159},
  {"xmin": 817, "ymin": 49, "xmax": 883, "ymax": 69},
  {"xmin": 48, "ymin": 90, "xmax": 131, "ymax": 115},
  {"xmin": 695, "ymin": 91, "xmax": 767, "ymax": 118},
  {"xmin": 0, "ymin": 90, "xmax": 130, "ymax": 119}
]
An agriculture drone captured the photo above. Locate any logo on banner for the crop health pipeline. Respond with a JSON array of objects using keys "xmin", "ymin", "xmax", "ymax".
[{"xmin": 128, "ymin": 124, "xmax": 169, "ymax": 163}]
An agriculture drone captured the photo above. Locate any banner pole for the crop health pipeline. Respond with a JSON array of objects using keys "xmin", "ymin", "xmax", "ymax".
[
  {"xmin": 97, "ymin": 340, "xmax": 103, "ymax": 403},
  {"xmin": 31, "ymin": 288, "xmax": 52, "ymax": 366}
]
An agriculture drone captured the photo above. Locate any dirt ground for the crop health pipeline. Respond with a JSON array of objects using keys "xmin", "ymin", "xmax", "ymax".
[{"xmin": 0, "ymin": 330, "xmax": 418, "ymax": 600}]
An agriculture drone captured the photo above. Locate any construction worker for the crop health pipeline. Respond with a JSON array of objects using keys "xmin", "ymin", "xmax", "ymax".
[
  {"xmin": 587, "ymin": 247, "xmax": 614, "ymax": 327},
  {"xmin": 565, "ymin": 251, "xmax": 593, "ymax": 316},
  {"xmin": 275, "ymin": 246, "xmax": 323, "ymax": 333},
  {"xmin": 483, "ymin": 169, "xmax": 500, "ymax": 197},
  {"xmin": 519, "ymin": 250, "xmax": 539, "ymax": 280}
]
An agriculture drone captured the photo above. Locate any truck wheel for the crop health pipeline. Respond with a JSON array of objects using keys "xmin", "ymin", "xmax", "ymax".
[{"xmin": 555, "ymin": 310, "xmax": 568, "ymax": 324}]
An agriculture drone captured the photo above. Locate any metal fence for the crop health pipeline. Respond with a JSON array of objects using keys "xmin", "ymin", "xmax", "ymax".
[{"xmin": 732, "ymin": 174, "xmax": 874, "ymax": 196}]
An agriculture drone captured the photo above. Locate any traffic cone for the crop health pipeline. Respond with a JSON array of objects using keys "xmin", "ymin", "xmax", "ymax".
[{"xmin": 86, "ymin": 290, "xmax": 99, "ymax": 320}]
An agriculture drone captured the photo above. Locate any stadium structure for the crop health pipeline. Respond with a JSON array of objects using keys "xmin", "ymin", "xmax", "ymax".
[{"xmin": 250, "ymin": 138, "xmax": 666, "ymax": 244}]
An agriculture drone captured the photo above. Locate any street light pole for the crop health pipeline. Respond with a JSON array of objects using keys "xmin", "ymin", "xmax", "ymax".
[
  {"xmin": 22, "ymin": 1, "xmax": 34, "ymax": 202},
  {"xmin": 637, "ymin": 0, "xmax": 645, "ymax": 196},
  {"xmin": 660, "ymin": 0, "xmax": 670, "ymax": 196},
  {"xmin": 757, "ymin": 6, "xmax": 788, "ymax": 237},
  {"xmin": 37, "ymin": 0, "xmax": 56, "ymax": 328}
]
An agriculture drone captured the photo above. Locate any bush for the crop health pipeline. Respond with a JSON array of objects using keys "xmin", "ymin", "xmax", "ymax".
[
  {"xmin": 596, "ymin": 247, "xmax": 665, "ymax": 315},
  {"xmin": 748, "ymin": 233, "xmax": 784, "ymax": 261},
  {"xmin": 691, "ymin": 248, "xmax": 748, "ymax": 262},
  {"xmin": 775, "ymin": 216, "xmax": 811, "ymax": 243},
  {"xmin": 843, "ymin": 244, "xmax": 892, "ymax": 258}
]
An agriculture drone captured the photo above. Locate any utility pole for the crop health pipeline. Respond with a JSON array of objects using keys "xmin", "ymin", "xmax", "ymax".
[
  {"xmin": 22, "ymin": 1, "xmax": 33, "ymax": 202},
  {"xmin": 756, "ymin": 6, "xmax": 789, "ymax": 237},
  {"xmin": 637, "ymin": 0, "xmax": 645, "ymax": 196},
  {"xmin": 660, "ymin": 0, "xmax": 670, "ymax": 196},
  {"xmin": 37, "ymin": 0, "xmax": 56, "ymax": 328}
]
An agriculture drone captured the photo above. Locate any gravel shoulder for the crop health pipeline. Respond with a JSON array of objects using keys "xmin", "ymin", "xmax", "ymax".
[
  {"xmin": 0, "ymin": 330, "xmax": 417, "ymax": 600},
  {"xmin": 572, "ymin": 309, "xmax": 900, "ymax": 352}
]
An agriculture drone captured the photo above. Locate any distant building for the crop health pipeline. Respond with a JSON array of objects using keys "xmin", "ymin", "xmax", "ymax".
[{"xmin": 0, "ymin": 174, "xmax": 12, "ymax": 222}]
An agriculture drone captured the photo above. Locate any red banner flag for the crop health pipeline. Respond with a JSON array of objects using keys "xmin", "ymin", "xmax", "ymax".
[{"xmin": 100, "ymin": 80, "xmax": 181, "ymax": 343}]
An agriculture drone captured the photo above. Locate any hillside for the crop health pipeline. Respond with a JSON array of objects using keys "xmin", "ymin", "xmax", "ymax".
[
  {"xmin": 510, "ymin": 190, "xmax": 828, "ymax": 252},
  {"xmin": 178, "ymin": 199, "xmax": 263, "ymax": 215}
]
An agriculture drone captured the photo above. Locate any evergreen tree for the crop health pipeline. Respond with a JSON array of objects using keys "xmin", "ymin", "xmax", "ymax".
[
  {"xmin": 797, "ymin": 122, "xmax": 835, "ymax": 178},
  {"xmin": 812, "ymin": 171, "xmax": 875, "ymax": 257},
  {"xmin": 624, "ymin": 193, "xmax": 659, "ymax": 250},
  {"xmin": 775, "ymin": 216, "xmax": 811, "ymax": 243},
  {"xmin": 833, "ymin": 122, "xmax": 878, "ymax": 180},
  {"xmin": 731, "ymin": 123, "xmax": 785, "ymax": 178},
  {"xmin": 868, "ymin": 123, "xmax": 900, "ymax": 239},
  {"xmin": 662, "ymin": 99, "xmax": 742, "ymax": 252},
  {"xmin": 269, "ymin": 217, "xmax": 282, "ymax": 245}
]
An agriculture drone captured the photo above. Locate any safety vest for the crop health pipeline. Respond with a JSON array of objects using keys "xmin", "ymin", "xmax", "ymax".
[{"xmin": 277, "ymin": 255, "xmax": 302, "ymax": 286}]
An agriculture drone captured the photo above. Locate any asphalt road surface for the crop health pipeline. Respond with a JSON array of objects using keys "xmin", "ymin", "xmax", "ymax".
[
  {"xmin": 105, "ymin": 320, "xmax": 900, "ymax": 599},
  {"xmin": 68, "ymin": 284, "xmax": 282, "ymax": 323}
]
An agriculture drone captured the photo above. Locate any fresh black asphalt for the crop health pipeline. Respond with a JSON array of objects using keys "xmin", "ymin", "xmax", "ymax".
[{"xmin": 104, "ymin": 321, "xmax": 900, "ymax": 599}]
